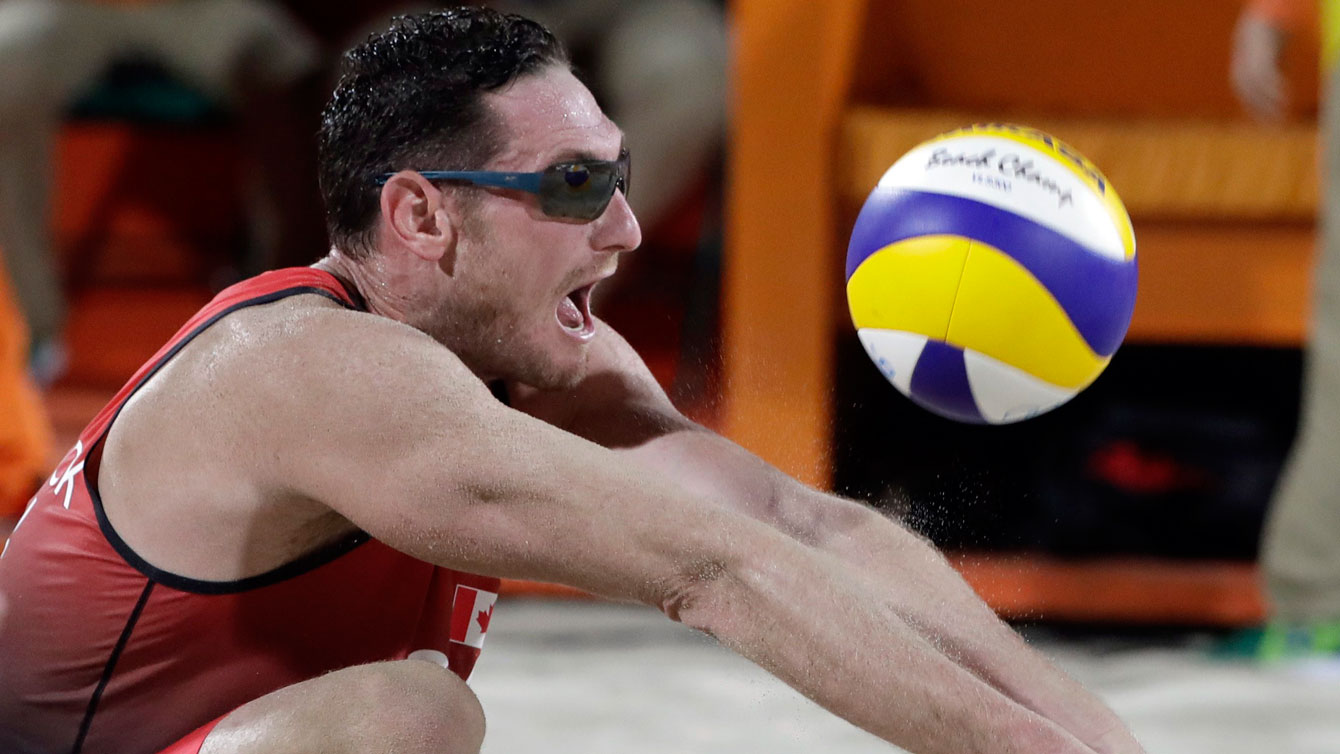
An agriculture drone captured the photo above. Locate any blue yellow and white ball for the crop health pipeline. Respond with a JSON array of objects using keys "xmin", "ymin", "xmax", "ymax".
[{"xmin": 845, "ymin": 124, "xmax": 1138, "ymax": 424}]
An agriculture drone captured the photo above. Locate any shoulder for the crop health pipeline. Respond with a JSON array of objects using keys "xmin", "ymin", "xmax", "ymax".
[
  {"xmin": 218, "ymin": 293, "xmax": 471, "ymax": 383},
  {"xmin": 226, "ymin": 295, "xmax": 493, "ymax": 425},
  {"xmin": 119, "ymin": 292, "xmax": 495, "ymax": 470}
]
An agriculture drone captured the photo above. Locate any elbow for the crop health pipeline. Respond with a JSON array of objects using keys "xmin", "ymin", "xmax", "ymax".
[
  {"xmin": 650, "ymin": 530, "xmax": 783, "ymax": 643},
  {"xmin": 652, "ymin": 544, "xmax": 775, "ymax": 642},
  {"xmin": 654, "ymin": 556, "xmax": 731, "ymax": 631}
]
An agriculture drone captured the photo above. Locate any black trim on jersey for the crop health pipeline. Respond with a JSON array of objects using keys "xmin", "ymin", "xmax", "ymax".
[
  {"xmin": 93, "ymin": 491, "xmax": 372, "ymax": 594},
  {"xmin": 87, "ymin": 284, "xmax": 374, "ymax": 595},
  {"xmin": 71, "ymin": 579, "xmax": 155, "ymax": 754},
  {"xmin": 328, "ymin": 271, "xmax": 369, "ymax": 312}
]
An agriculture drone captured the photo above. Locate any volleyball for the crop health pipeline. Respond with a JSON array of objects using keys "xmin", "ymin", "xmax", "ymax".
[{"xmin": 845, "ymin": 124, "xmax": 1138, "ymax": 424}]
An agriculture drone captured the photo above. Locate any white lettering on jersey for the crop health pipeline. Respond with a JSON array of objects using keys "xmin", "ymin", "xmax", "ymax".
[
  {"xmin": 1, "ymin": 441, "xmax": 85, "ymax": 559},
  {"xmin": 50, "ymin": 440, "xmax": 85, "ymax": 511}
]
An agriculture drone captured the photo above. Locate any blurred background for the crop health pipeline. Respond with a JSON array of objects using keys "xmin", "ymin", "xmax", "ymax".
[
  {"xmin": 726, "ymin": 0, "xmax": 1321, "ymax": 627},
  {"xmin": 2, "ymin": 0, "xmax": 1339, "ymax": 750}
]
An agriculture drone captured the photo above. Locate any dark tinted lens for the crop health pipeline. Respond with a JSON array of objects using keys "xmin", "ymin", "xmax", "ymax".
[{"xmin": 539, "ymin": 162, "xmax": 620, "ymax": 220}]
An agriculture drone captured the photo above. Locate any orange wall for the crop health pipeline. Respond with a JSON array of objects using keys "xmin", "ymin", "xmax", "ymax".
[{"xmin": 849, "ymin": 0, "xmax": 1318, "ymax": 118}]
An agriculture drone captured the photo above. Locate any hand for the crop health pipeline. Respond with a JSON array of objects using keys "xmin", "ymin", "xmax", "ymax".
[{"xmin": 1230, "ymin": 9, "xmax": 1289, "ymax": 121}]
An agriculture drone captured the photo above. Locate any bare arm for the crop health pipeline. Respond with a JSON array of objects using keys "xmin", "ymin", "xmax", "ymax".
[
  {"xmin": 508, "ymin": 322, "xmax": 1143, "ymax": 754},
  {"xmin": 628, "ymin": 430, "xmax": 1140, "ymax": 754},
  {"xmin": 252, "ymin": 310, "xmax": 1098, "ymax": 754}
]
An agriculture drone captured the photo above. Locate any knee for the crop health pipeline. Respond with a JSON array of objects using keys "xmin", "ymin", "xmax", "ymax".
[
  {"xmin": 351, "ymin": 660, "xmax": 486, "ymax": 754},
  {"xmin": 202, "ymin": 660, "xmax": 485, "ymax": 754}
]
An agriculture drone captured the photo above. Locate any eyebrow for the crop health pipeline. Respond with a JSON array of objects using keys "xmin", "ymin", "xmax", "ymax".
[
  {"xmin": 550, "ymin": 150, "xmax": 605, "ymax": 163},
  {"xmin": 547, "ymin": 138, "xmax": 627, "ymax": 165}
]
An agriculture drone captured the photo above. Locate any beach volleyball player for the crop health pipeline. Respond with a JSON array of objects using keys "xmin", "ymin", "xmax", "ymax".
[{"xmin": 0, "ymin": 8, "xmax": 1145, "ymax": 754}]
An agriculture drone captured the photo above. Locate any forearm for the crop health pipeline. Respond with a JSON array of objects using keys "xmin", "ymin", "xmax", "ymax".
[
  {"xmin": 521, "ymin": 357, "xmax": 1140, "ymax": 753},
  {"xmin": 678, "ymin": 526, "xmax": 1097, "ymax": 754},
  {"xmin": 796, "ymin": 486, "xmax": 1140, "ymax": 754},
  {"xmin": 388, "ymin": 422, "xmax": 1095, "ymax": 753},
  {"xmin": 603, "ymin": 423, "xmax": 1138, "ymax": 751},
  {"xmin": 441, "ymin": 422, "xmax": 1099, "ymax": 752}
]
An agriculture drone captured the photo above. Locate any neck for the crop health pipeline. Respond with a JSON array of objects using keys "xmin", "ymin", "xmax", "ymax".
[
  {"xmin": 313, "ymin": 251, "xmax": 499, "ymax": 384},
  {"xmin": 316, "ymin": 250, "xmax": 503, "ymax": 385},
  {"xmin": 314, "ymin": 251, "xmax": 418, "ymax": 325}
]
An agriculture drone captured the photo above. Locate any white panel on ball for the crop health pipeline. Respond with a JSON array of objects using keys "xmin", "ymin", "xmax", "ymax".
[
  {"xmin": 856, "ymin": 329, "xmax": 927, "ymax": 397},
  {"xmin": 962, "ymin": 349, "xmax": 1077, "ymax": 424},
  {"xmin": 876, "ymin": 136, "xmax": 1125, "ymax": 261}
]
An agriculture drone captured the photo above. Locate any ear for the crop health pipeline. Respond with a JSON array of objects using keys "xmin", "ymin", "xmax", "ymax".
[{"xmin": 378, "ymin": 171, "xmax": 459, "ymax": 272}]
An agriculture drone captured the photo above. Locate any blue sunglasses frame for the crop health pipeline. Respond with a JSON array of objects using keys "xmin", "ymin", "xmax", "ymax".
[{"xmin": 376, "ymin": 150, "xmax": 630, "ymax": 221}]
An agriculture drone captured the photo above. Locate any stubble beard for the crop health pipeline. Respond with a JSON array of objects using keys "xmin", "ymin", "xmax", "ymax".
[
  {"xmin": 435, "ymin": 297, "xmax": 586, "ymax": 392},
  {"xmin": 444, "ymin": 216, "xmax": 590, "ymax": 391}
]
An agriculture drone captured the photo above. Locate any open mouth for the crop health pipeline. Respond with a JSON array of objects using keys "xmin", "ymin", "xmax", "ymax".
[{"xmin": 556, "ymin": 282, "xmax": 597, "ymax": 340}]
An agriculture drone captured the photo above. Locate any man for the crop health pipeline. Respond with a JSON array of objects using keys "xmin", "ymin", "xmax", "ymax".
[
  {"xmin": 1229, "ymin": 0, "xmax": 1340, "ymax": 658},
  {"xmin": 0, "ymin": 9, "xmax": 1145, "ymax": 754}
]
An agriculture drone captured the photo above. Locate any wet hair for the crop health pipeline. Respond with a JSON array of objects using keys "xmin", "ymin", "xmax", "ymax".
[{"xmin": 318, "ymin": 7, "xmax": 569, "ymax": 257}]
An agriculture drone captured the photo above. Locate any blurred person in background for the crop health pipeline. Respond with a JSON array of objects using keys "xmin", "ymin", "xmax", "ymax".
[
  {"xmin": 0, "ymin": 0, "xmax": 326, "ymax": 384},
  {"xmin": 1230, "ymin": 0, "xmax": 1340, "ymax": 657},
  {"xmin": 0, "ymin": 252, "xmax": 50, "ymax": 540},
  {"xmin": 491, "ymin": 0, "xmax": 727, "ymax": 238}
]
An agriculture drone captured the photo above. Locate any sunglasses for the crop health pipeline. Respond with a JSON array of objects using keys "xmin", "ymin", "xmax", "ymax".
[{"xmin": 377, "ymin": 150, "xmax": 631, "ymax": 221}]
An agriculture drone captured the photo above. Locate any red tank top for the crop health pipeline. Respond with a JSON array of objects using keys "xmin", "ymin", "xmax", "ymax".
[{"xmin": 0, "ymin": 269, "xmax": 501, "ymax": 754}]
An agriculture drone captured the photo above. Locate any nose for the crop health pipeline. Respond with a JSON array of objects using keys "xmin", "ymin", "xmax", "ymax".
[{"xmin": 593, "ymin": 189, "xmax": 641, "ymax": 255}]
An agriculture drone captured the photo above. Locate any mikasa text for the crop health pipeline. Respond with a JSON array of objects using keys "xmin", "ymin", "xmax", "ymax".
[
  {"xmin": 940, "ymin": 122, "xmax": 1111, "ymax": 195},
  {"xmin": 927, "ymin": 147, "xmax": 1075, "ymax": 208}
]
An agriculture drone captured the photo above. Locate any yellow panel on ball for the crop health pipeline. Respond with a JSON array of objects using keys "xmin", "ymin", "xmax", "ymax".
[
  {"xmin": 946, "ymin": 242, "xmax": 1108, "ymax": 391},
  {"xmin": 845, "ymin": 235, "xmax": 969, "ymax": 339}
]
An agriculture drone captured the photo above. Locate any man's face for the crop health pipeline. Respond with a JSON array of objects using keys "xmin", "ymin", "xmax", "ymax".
[{"xmin": 433, "ymin": 66, "xmax": 641, "ymax": 390}]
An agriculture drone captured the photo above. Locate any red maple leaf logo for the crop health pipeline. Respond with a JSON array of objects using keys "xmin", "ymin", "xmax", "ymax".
[{"xmin": 476, "ymin": 604, "xmax": 493, "ymax": 633}]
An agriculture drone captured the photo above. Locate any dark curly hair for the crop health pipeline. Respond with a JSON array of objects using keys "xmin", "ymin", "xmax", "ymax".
[{"xmin": 318, "ymin": 7, "xmax": 569, "ymax": 257}]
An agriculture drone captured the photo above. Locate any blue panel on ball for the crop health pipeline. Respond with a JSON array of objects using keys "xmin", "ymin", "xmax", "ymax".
[
  {"xmin": 846, "ymin": 189, "xmax": 1137, "ymax": 358},
  {"xmin": 908, "ymin": 340, "xmax": 985, "ymax": 424}
]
